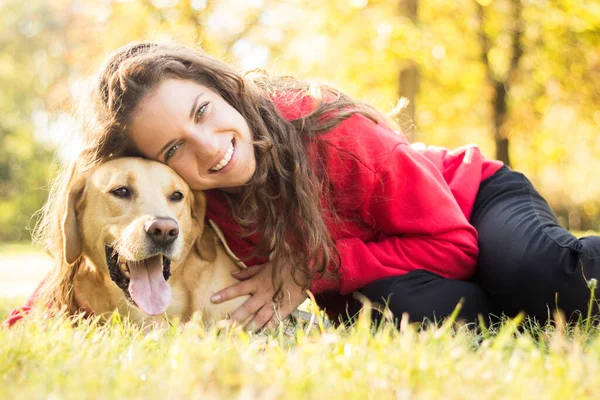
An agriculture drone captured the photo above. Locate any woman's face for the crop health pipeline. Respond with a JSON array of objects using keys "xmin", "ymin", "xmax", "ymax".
[{"xmin": 129, "ymin": 78, "xmax": 256, "ymax": 192}]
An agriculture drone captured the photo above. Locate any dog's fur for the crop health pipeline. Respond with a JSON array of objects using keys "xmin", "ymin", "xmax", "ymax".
[{"xmin": 62, "ymin": 157, "xmax": 248, "ymax": 325}]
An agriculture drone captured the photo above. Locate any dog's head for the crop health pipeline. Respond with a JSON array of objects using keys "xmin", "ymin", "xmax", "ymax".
[{"xmin": 62, "ymin": 157, "xmax": 216, "ymax": 316}]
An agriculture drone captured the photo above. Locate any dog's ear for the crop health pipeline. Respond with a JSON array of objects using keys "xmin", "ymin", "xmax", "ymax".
[
  {"xmin": 197, "ymin": 228, "xmax": 218, "ymax": 262},
  {"xmin": 191, "ymin": 190, "xmax": 217, "ymax": 262},
  {"xmin": 62, "ymin": 174, "xmax": 87, "ymax": 265}
]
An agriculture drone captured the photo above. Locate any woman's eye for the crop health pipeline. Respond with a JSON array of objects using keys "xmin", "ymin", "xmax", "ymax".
[
  {"xmin": 111, "ymin": 187, "xmax": 131, "ymax": 199},
  {"xmin": 195, "ymin": 102, "xmax": 209, "ymax": 123},
  {"xmin": 165, "ymin": 143, "xmax": 181, "ymax": 162},
  {"xmin": 170, "ymin": 191, "xmax": 184, "ymax": 202}
]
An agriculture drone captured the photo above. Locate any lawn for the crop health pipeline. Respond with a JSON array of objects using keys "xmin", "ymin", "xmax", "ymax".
[{"xmin": 2, "ymin": 242, "xmax": 600, "ymax": 399}]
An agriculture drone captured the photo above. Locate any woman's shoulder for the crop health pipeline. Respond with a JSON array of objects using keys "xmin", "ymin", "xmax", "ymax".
[
  {"xmin": 270, "ymin": 91, "xmax": 317, "ymax": 121},
  {"xmin": 313, "ymin": 113, "xmax": 409, "ymax": 173},
  {"xmin": 269, "ymin": 89, "xmax": 411, "ymax": 174}
]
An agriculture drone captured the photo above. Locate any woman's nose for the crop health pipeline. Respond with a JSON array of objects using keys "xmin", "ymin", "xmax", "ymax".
[{"xmin": 186, "ymin": 128, "xmax": 220, "ymax": 159}]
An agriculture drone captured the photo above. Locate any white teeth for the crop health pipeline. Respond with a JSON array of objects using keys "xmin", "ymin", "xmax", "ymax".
[
  {"xmin": 120, "ymin": 262, "xmax": 130, "ymax": 279},
  {"xmin": 210, "ymin": 141, "xmax": 234, "ymax": 172}
]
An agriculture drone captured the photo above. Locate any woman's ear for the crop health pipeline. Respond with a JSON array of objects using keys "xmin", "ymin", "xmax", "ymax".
[
  {"xmin": 62, "ymin": 175, "xmax": 87, "ymax": 265},
  {"xmin": 191, "ymin": 190, "xmax": 217, "ymax": 262}
]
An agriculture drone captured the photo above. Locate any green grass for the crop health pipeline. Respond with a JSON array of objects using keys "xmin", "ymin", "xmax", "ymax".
[
  {"xmin": 2, "ymin": 301, "xmax": 600, "ymax": 399},
  {"xmin": 2, "ymin": 236, "xmax": 600, "ymax": 399}
]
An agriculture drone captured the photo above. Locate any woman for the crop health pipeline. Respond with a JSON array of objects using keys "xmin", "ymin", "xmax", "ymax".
[{"xmin": 13, "ymin": 41, "xmax": 600, "ymax": 331}]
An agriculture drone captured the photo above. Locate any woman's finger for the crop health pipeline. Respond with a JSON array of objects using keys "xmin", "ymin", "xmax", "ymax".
[
  {"xmin": 277, "ymin": 297, "xmax": 297, "ymax": 320},
  {"xmin": 231, "ymin": 263, "xmax": 267, "ymax": 281},
  {"xmin": 246, "ymin": 304, "xmax": 275, "ymax": 332},
  {"xmin": 265, "ymin": 297, "xmax": 298, "ymax": 327},
  {"xmin": 229, "ymin": 294, "xmax": 265, "ymax": 323},
  {"xmin": 211, "ymin": 279, "xmax": 255, "ymax": 304},
  {"xmin": 263, "ymin": 318, "xmax": 279, "ymax": 332}
]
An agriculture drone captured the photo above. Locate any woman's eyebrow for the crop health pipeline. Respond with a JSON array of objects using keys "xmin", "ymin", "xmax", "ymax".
[{"xmin": 189, "ymin": 92, "xmax": 205, "ymax": 120}]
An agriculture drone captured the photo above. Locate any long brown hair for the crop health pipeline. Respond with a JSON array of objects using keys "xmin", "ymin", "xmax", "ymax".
[{"xmin": 37, "ymin": 42, "xmax": 393, "ymax": 305}]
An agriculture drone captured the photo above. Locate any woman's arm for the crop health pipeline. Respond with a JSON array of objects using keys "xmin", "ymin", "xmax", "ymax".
[{"xmin": 311, "ymin": 141, "xmax": 479, "ymax": 295}]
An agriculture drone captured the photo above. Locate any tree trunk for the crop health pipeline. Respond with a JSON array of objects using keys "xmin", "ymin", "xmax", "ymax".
[
  {"xmin": 493, "ymin": 81, "xmax": 511, "ymax": 166},
  {"xmin": 475, "ymin": 0, "xmax": 523, "ymax": 166},
  {"xmin": 398, "ymin": 0, "xmax": 419, "ymax": 127}
]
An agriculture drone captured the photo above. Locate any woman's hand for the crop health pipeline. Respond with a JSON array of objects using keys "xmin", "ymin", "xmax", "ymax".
[{"xmin": 210, "ymin": 262, "xmax": 308, "ymax": 332}]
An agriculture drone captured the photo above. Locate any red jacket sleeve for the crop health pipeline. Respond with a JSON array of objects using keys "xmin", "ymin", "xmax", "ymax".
[
  {"xmin": 1, "ymin": 278, "xmax": 45, "ymax": 328},
  {"xmin": 311, "ymin": 142, "xmax": 479, "ymax": 295}
]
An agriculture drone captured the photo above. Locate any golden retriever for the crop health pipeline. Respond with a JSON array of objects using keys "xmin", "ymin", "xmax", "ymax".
[{"xmin": 62, "ymin": 157, "xmax": 248, "ymax": 325}]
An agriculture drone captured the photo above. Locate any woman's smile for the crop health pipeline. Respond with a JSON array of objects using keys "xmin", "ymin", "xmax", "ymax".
[{"xmin": 209, "ymin": 138, "xmax": 235, "ymax": 173}]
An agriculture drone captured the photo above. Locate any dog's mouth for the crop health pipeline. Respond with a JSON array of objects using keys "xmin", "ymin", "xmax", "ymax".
[{"xmin": 105, "ymin": 246, "xmax": 172, "ymax": 316}]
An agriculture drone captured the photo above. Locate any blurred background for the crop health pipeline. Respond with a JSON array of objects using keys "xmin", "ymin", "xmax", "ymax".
[{"xmin": 1, "ymin": 0, "xmax": 599, "ymax": 245}]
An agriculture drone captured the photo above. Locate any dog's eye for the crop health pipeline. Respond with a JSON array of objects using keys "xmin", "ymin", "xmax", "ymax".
[
  {"xmin": 170, "ymin": 191, "xmax": 184, "ymax": 202},
  {"xmin": 111, "ymin": 187, "xmax": 131, "ymax": 199}
]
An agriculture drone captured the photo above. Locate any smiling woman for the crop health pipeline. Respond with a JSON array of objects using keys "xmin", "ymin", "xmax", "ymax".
[{"xmin": 129, "ymin": 79, "xmax": 256, "ymax": 192}]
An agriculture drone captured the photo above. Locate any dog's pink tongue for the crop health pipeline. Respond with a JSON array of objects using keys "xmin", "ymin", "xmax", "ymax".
[{"xmin": 127, "ymin": 255, "xmax": 171, "ymax": 316}]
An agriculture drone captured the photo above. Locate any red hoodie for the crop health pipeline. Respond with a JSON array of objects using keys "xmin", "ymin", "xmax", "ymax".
[
  {"xmin": 205, "ymin": 94, "xmax": 503, "ymax": 295},
  {"xmin": 2, "ymin": 279, "xmax": 43, "ymax": 328}
]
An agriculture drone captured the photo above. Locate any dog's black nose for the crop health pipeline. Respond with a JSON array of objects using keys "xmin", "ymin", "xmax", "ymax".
[{"xmin": 145, "ymin": 218, "xmax": 179, "ymax": 247}]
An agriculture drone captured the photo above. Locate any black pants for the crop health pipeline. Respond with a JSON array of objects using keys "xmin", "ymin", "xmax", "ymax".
[{"xmin": 323, "ymin": 167, "xmax": 600, "ymax": 326}]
